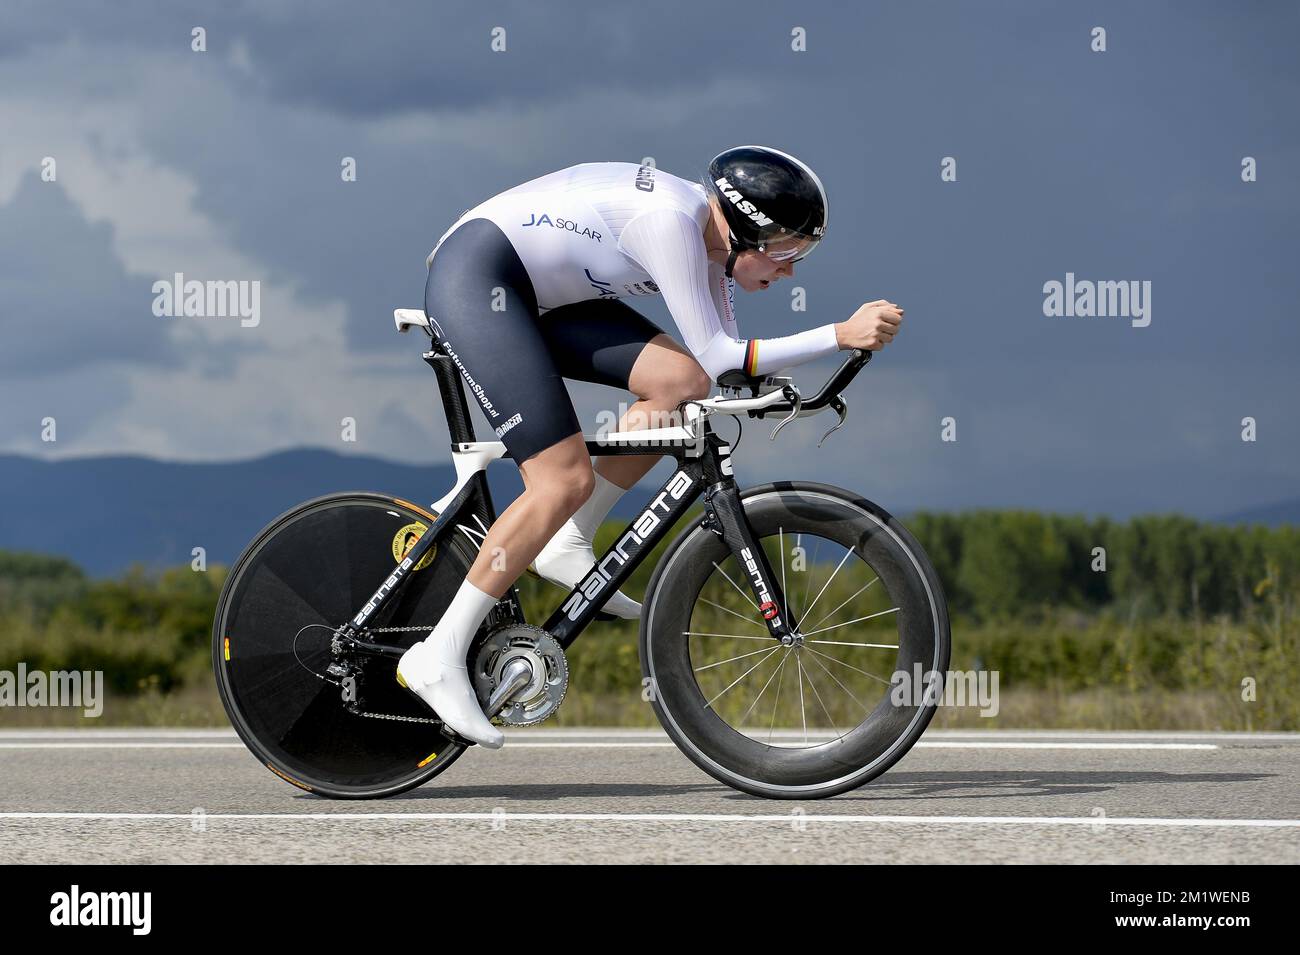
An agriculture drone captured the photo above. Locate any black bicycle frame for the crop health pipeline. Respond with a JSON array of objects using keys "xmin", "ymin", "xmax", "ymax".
[{"xmin": 338, "ymin": 342, "xmax": 798, "ymax": 656}]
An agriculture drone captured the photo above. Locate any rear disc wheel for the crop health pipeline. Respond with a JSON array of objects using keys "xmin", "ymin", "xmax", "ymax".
[{"xmin": 213, "ymin": 493, "xmax": 473, "ymax": 798}]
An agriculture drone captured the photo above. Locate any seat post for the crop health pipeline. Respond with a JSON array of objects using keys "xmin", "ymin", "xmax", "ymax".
[{"xmin": 423, "ymin": 348, "xmax": 478, "ymax": 445}]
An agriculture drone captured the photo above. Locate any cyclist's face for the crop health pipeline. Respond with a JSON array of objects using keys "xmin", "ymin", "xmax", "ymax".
[{"xmin": 732, "ymin": 248, "xmax": 795, "ymax": 292}]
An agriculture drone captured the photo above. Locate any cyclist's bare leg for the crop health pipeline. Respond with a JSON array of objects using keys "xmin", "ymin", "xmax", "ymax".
[
  {"xmin": 397, "ymin": 435, "xmax": 594, "ymax": 748},
  {"xmin": 467, "ymin": 434, "xmax": 595, "ymax": 594},
  {"xmin": 594, "ymin": 332, "xmax": 712, "ymax": 490},
  {"xmin": 453, "ymin": 335, "xmax": 712, "ymax": 586},
  {"xmin": 530, "ymin": 334, "xmax": 711, "ymax": 619}
]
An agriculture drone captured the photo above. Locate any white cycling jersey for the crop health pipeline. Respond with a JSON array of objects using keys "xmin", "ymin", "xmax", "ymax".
[{"xmin": 428, "ymin": 162, "xmax": 839, "ymax": 380}]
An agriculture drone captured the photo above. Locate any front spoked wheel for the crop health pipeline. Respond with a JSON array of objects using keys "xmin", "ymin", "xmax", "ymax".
[
  {"xmin": 213, "ymin": 493, "xmax": 473, "ymax": 798},
  {"xmin": 641, "ymin": 482, "xmax": 950, "ymax": 799}
]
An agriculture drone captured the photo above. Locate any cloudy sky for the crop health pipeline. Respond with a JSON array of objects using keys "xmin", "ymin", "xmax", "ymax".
[{"xmin": 1, "ymin": 1, "xmax": 1296, "ymax": 518}]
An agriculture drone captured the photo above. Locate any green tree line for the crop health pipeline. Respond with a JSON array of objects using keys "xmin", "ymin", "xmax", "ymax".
[
  {"xmin": 907, "ymin": 511, "xmax": 1300, "ymax": 620},
  {"xmin": 0, "ymin": 512, "xmax": 1296, "ymax": 728}
]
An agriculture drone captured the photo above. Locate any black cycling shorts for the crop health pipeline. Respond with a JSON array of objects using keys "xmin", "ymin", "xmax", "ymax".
[{"xmin": 424, "ymin": 217, "xmax": 666, "ymax": 462}]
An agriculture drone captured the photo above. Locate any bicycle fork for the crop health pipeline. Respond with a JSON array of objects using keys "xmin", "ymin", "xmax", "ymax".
[{"xmin": 701, "ymin": 456, "xmax": 800, "ymax": 644}]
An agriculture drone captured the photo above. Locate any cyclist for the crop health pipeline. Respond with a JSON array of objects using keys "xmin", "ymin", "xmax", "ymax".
[{"xmin": 398, "ymin": 145, "xmax": 904, "ymax": 747}]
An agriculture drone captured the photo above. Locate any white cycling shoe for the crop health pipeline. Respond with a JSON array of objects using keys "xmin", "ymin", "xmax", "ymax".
[
  {"xmin": 397, "ymin": 640, "xmax": 504, "ymax": 749},
  {"xmin": 532, "ymin": 516, "xmax": 642, "ymax": 619}
]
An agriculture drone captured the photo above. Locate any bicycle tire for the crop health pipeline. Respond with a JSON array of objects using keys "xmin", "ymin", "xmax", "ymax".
[{"xmin": 640, "ymin": 482, "xmax": 950, "ymax": 799}]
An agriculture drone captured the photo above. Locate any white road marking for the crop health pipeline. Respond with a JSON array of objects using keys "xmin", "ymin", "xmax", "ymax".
[
  {"xmin": 1, "ymin": 729, "xmax": 1294, "ymax": 740},
  {"xmin": 0, "ymin": 743, "xmax": 246, "ymax": 749},
  {"xmin": 499, "ymin": 729, "xmax": 1298, "ymax": 741},
  {"xmin": 914, "ymin": 742, "xmax": 1218, "ymax": 750},
  {"xmin": 0, "ymin": 812, "xmax": 1295, "ymax": 828},
  {"xmin": 0, "ymin": 740, "xmax": 1217, "ymax": 750},
  {"xmin": 0, "ymin": 738, "xmax": 241, "ymax": 743},
  {"xmin": 492, "ymin": 741, "xmax": 1221, "ymax": 750}
]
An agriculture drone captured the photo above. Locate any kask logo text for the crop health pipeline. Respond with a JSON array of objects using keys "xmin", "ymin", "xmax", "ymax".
[{"xmin": 714, "ymin": 176, "xmax": 774, "ymax": 228}]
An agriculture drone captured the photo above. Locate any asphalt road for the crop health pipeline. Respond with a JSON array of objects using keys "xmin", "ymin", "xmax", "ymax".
[{"xmin": 1, "ymin": 728, "xmax": 1297, "ymax": 864}]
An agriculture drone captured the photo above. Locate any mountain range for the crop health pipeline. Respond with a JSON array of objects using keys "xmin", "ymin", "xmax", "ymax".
[
  {"xmin": 0, "ymin": 449, "xmax": 1295, "ymax": 577},
  {"xmin": 0, "ymin": 449, "xmax": 533, "ymax": 577}
]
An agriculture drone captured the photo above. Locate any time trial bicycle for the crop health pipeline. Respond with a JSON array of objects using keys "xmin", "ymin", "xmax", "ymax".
[{"xmin": 212, "ymin": 308, "xmax": 950, "ymax": 799}]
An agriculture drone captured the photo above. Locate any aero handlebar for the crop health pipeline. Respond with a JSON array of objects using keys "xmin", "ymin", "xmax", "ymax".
[{"xmin": 751, "ymin": 348, "xmax": 872, "ymax": 419}]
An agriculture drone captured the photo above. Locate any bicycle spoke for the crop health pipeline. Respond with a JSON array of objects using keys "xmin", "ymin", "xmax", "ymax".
[
  {"xmin": 683, "ymin": 630, "xmax": 772, "ymax": 641},
  {"xmin": 767, "ymin": 651, "xmax": 791, "ymax": 744},
  {"xmin": 796, "ymin": 651, "xmax": 808, "ymax": 743},
  {"xmin": 802, "ymin": 545, "xmax": 854, "ymax": 625},
  {"xmin": 798, "ymin": 536, "xmax": 822, "ymax": 619},
  {"xmin": 698, "ymin": 596, "xmax": 766, "ymax": 630},
  {"xmin": 693, "ymin": 643, "xmax": 783, "ymax": 673},
  {"xmin": 801, "ymin": 606, "xmax": 900, "ymax": 637},
  {"xmin": 712, "ymin": 559, "xmax": 759, "ymax": 611},
  {"xmin": 806, "ymin": 638, "xmax": 899, "ymax": 650},
  {"xmin": 791, "ymin": 533, "xmax": 803, "ymax": 615},
  {"xmin": 798, "ymin": 654, "xmax": 847, "ymax": 743},
  {"xmin": 702, "ymin": 644, "xmax": 784, "ymax": 710},
  {"xmin": 803, "ymin": 644, "xmax": 893, "ymax": 687},
  {"xmin": 802, "ymin": 646, "xmax": 875, "ymax": 714},
  {"xmin": 736, "ymin": 646, "xmax": 793, "ymax": 726},
  {"xmin": 806, "ymin": 576, "xmax": 881, "ymax": 632}
]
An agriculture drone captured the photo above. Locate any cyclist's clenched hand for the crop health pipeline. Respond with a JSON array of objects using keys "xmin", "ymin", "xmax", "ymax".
[{"xmin": 835, "ymin": 300, "xmax": 904, "ymax": 351}]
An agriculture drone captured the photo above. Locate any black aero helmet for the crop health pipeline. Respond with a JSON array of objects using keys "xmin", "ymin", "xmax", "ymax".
[{"xmin": 706, "ymin": 145, "xmax": 828, "ymax": 272}]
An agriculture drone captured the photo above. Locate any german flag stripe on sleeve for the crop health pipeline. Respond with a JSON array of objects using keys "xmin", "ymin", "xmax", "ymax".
[{"xmin": 744, "ymin": 340, "xmax": 759, "ymax": 376}]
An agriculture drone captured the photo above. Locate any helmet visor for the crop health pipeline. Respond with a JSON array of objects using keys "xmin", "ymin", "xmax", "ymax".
[{"xmin": 757, "ymin": 232, "xmax": 821, "ymax": 263}]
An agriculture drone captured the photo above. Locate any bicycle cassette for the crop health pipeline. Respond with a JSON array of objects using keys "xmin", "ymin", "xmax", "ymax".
[{"xmin": 472, "ymin": 624, "xmax": 568, "ymax": 726}]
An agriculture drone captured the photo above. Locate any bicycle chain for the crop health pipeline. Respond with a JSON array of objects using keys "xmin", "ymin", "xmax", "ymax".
[
  {"xmin": 348, "ymin": 621, "xmax": 509, "ymax": 732},
  {"xmin": 356, "ymin": 709, "xmax": 442, "ymax": 725},
  {"xmin": 353, "ymin": 623, "xmax": 449, "ymax": 727}
]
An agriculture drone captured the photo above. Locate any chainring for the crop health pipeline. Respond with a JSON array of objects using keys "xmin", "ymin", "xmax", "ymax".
[{"xmin": 472, "ymin": 624, "xmax": 568, "ymax": 726}]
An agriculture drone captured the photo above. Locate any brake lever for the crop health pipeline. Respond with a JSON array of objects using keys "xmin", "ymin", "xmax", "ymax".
[
  {"xmin": 817, "ymin": 395, "xmax": 848, "ymax": 447},
  {"xmin": 769, "ymin": 385, "xmax": 802, "ymax": 441}
]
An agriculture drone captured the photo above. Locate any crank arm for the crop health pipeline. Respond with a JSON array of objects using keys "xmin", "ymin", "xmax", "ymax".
[{"xmin": 485, "ymin": 657, "xmax": 533, "ymax": 718}]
